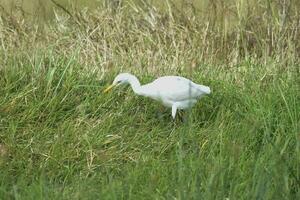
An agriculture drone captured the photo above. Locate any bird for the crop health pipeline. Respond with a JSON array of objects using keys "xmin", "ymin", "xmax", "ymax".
[{"xmin": 103, "ymin": 73, "xmax": 211, "ymax": 119}]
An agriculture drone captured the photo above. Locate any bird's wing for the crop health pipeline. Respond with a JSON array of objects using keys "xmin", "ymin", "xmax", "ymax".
[{"xmin": 141, "ymin": 76, "xmax": 207, "ymax": 101}]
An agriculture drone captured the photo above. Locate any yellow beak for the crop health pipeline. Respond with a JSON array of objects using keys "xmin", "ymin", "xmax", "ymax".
[{"xmin": 103, "ymin": 84, "xmax": 116, "ymax": 93}]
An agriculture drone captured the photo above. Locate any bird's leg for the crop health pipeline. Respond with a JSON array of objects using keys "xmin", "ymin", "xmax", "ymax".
[
  {"xmin": 172, "ymin": 103, "xmax": 178, "ymax": 119},
  {"xmin": 177, "ymin": 110, "xmax": 184, "ymax": 122},
  {"xmin": 172, "ymin": 103, "xmax": 188, "ymax": 122}
]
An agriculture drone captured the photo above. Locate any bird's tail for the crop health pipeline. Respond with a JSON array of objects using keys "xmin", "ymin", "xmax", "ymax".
[{"xmin": 201, "ymin": 85, "xmax": 211, "ymax": 94}]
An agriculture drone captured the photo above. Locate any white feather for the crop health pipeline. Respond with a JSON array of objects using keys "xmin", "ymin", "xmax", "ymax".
[{"xmin": 106, "ymin": 73, "xmax": 211, "ymax": 119}]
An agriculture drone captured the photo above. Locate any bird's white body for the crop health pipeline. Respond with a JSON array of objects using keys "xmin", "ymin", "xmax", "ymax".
[{"xmin": 105, "ymin": 73, "xmax": 211, "ymax": 119}]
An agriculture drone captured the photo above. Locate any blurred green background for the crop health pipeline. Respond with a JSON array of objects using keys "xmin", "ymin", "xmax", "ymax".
[{"xmin": 0, "ymin": 0, "xmax": 100, "ymax": 19}]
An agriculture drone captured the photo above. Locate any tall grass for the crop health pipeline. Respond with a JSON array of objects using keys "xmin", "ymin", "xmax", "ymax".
[{"xmin": 0, "ymin": 0, "xmax": 299, "ymax": 199}]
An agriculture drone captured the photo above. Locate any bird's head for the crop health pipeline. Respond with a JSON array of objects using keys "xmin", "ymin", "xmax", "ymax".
[
  {"xmin": 112, "ymin": 73, "xmax": 132, "ymax": 85},
  {"xmin": 103, "ymin": 73, "xmax": 133, "ymax": 93}
]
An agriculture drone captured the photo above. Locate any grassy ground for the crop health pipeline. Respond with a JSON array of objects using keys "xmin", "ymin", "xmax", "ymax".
[{"xmin": 0, "ymin": 1, "xmax": 300, "ymax": 199}]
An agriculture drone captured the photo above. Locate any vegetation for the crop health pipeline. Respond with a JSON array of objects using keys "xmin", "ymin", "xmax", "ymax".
[{"xmin": 0, "ymin": 0, "xmax": 299, "ymax": 199}]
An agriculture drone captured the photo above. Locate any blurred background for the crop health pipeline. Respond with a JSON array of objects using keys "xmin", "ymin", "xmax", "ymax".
[{"xmin": 1, "ymin": 0, "xmax": 300, "ymax": 67}]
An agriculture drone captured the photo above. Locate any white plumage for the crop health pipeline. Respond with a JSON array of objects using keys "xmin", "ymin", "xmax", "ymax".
[{"xmin": 103, "ymin": 73, "xmax": 211, "ymax": 119}]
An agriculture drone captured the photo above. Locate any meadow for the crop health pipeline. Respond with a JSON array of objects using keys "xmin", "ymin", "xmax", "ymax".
[{"xmin": 0, "ymin": 0, "xmax": 299, "ymax": 199}]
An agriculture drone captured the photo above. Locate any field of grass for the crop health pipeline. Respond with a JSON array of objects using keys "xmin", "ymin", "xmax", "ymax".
[{"xmin": 0, "ymin": 0, "xmax": 300, "ymax": 199}]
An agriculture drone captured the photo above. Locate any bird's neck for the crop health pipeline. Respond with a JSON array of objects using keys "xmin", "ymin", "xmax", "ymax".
[{"xmin": 128, "ymin": 76, "xmax": 142, "ymax": 95}]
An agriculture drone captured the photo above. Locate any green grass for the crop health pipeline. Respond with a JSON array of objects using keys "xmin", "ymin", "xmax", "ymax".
[
  {"xmin": 0, "ymin": 54, "xmax": 299, "ymax": 199},
  {"xmin": 0, "ymin": 1, "xmax": 300, "ymax": 199}
]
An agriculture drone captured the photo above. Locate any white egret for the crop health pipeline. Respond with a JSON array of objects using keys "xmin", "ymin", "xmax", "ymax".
[{"xmin": 103, "ymin": 73, "xmax": 211, "ymax": 119}]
